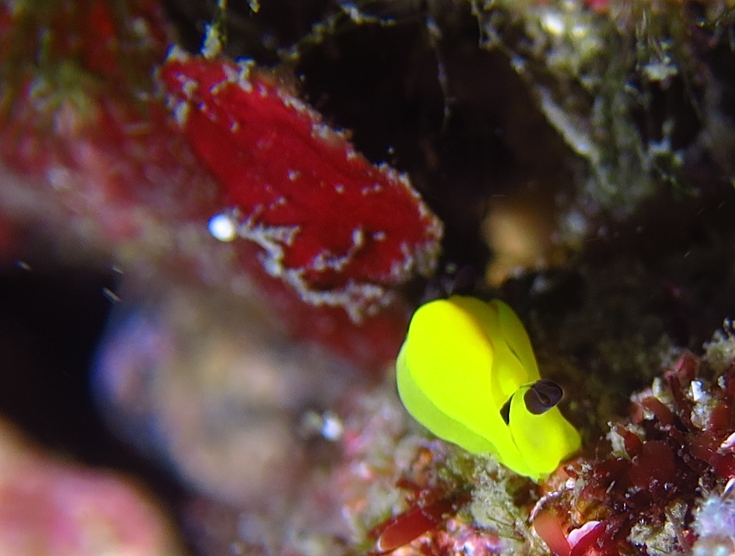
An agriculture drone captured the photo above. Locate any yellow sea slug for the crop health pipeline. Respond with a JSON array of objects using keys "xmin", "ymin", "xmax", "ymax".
[{"xmin": 396, "ymin": 295, "xmax": 581, "ymax": 480}]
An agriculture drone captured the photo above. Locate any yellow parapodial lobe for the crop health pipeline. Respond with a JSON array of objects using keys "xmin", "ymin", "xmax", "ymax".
[{"xmin": 396, "ymin": 295, "xmax": 581, "ymax": 480}]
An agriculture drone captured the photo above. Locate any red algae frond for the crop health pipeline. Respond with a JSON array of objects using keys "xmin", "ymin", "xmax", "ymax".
[
  {"xmin": 369, "ymin": 490, "xmax": 471, "ymax": 555},
  {"xmin": 159, "ymin": 49, "xmax": 443, "ymax": 322}
]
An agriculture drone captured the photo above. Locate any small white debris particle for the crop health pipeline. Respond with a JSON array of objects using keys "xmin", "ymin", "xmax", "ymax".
[
  {"xmin": 342, "ymin": 3, "xmax": 363, "ymax": 22},
  {"xmin": 287, "ymin": 170, "xmax": 301, "ymax": 181},
  {"xmin": 237, "ymin": 58, "xmax": 255, "ymax": 93},
  {"xmin": 321, "ymin": 411, "xmax": 343, "ymax": 441},
  {"xmin": 173, "ymin": 101, "xmax": 190, "ymax": 127},
  {"xmin": 222, "ymin": 63, "xmax": 238, "ymax": 83},
  {"xmin": 571, "ymin": 23, "xmax": 588, "ymax": 39},
  {"xmin": 279, "ymin": 92, "xmax": 310, "ymax": 114},
  {"xmin": 541, "ymin": 11, "xmax": 565, "ymax": 36},
  {"xmin": 269, "ymin": 196, "xmax": 287, "ymax": 209},
  {"xmin": 297, "ymin": 409, "xmax": 342, "ymax": 441},
  {"xmin": 46, "ymin": 167, "xmax": 72, "ymax": 190},
  {"xmin": 166, "ymin": 44, "xmax": 189, "ymax": 62},
  {"xmin": 689, "ymin": 380, "xmax": 706, "ymax": 402},
  {"xmin": 102, "ymin": 288, "xmax": 121, "ymax": 303},
  {"xmin": 720, "ymin": 432, "xmax": 735, "ymax": 452},
  {"xmin": 209, "ymin": 79, "xmax": 230, "ymax": 95},
  {"xmin": 181, "ymin": 79, "xmax": 197, "ymax": 98},
  {"xmin": 130, "ymin": 17, "xmax": 149, "ymax": 38},
  {"xmin": 202, "ymin": 22, "xmax": 223, "ymax": 59},
  {"xmin": 361, "ymin": 183, "xmax": 383, "ymax": 195},
  {"xmin": 334, "ymin": 183, "xmax": 344, "ymax": 193},
  {"xmin": 311, "ymin": 123, "xmax": 332, "ymax": 140},
  {"xmin": 208, "ymin": 213, "xmax": 238, "ymax": 242}
]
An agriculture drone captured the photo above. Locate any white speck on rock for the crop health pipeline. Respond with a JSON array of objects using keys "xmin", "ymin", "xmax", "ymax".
[{"xmin": 209, "ymin": 213, "xmax": 239, "ymax": 242}]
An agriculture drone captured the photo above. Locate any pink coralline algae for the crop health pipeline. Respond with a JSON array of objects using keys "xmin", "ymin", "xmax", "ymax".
[
  {"xmin": 533, "ymin": 351, "xmax": 735, "ymax": 556},
  {"xmin": 159, "ymin": 49, "xmax": 443, "ymax": 321},
  {"xmin": 0, "ymin": 418, "xmax": 182, "ymax": 556}
]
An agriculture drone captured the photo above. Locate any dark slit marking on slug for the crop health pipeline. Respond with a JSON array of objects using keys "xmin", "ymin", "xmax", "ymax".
[
  {"xmin": 525, "ymin": 379, "xmax": 563, "ymax": 415},
  {"xmin": 499, "ymin": 379, "xmax": 564, "ymax": 424}
]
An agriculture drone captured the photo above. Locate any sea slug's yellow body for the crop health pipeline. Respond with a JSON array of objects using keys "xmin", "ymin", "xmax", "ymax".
[{"xmin": 396, "ymin": 295, "xmax": 581, "ymax": 480}]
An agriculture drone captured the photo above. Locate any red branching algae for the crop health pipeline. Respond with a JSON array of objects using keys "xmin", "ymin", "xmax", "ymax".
[
  {"xmin": 533, "ymin": 350, "xmax": 735, "ymax": 555},
  {"xmin": 358, "ymin": 442, "xmax": 506, "ymax": 556},
  {"xmin": 159, "ymin": 49, "xmax": 443, "ymax": 321},
  {"xmin": 369, "ymin": 490, "xmax": 471, "ymax": 555}
]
